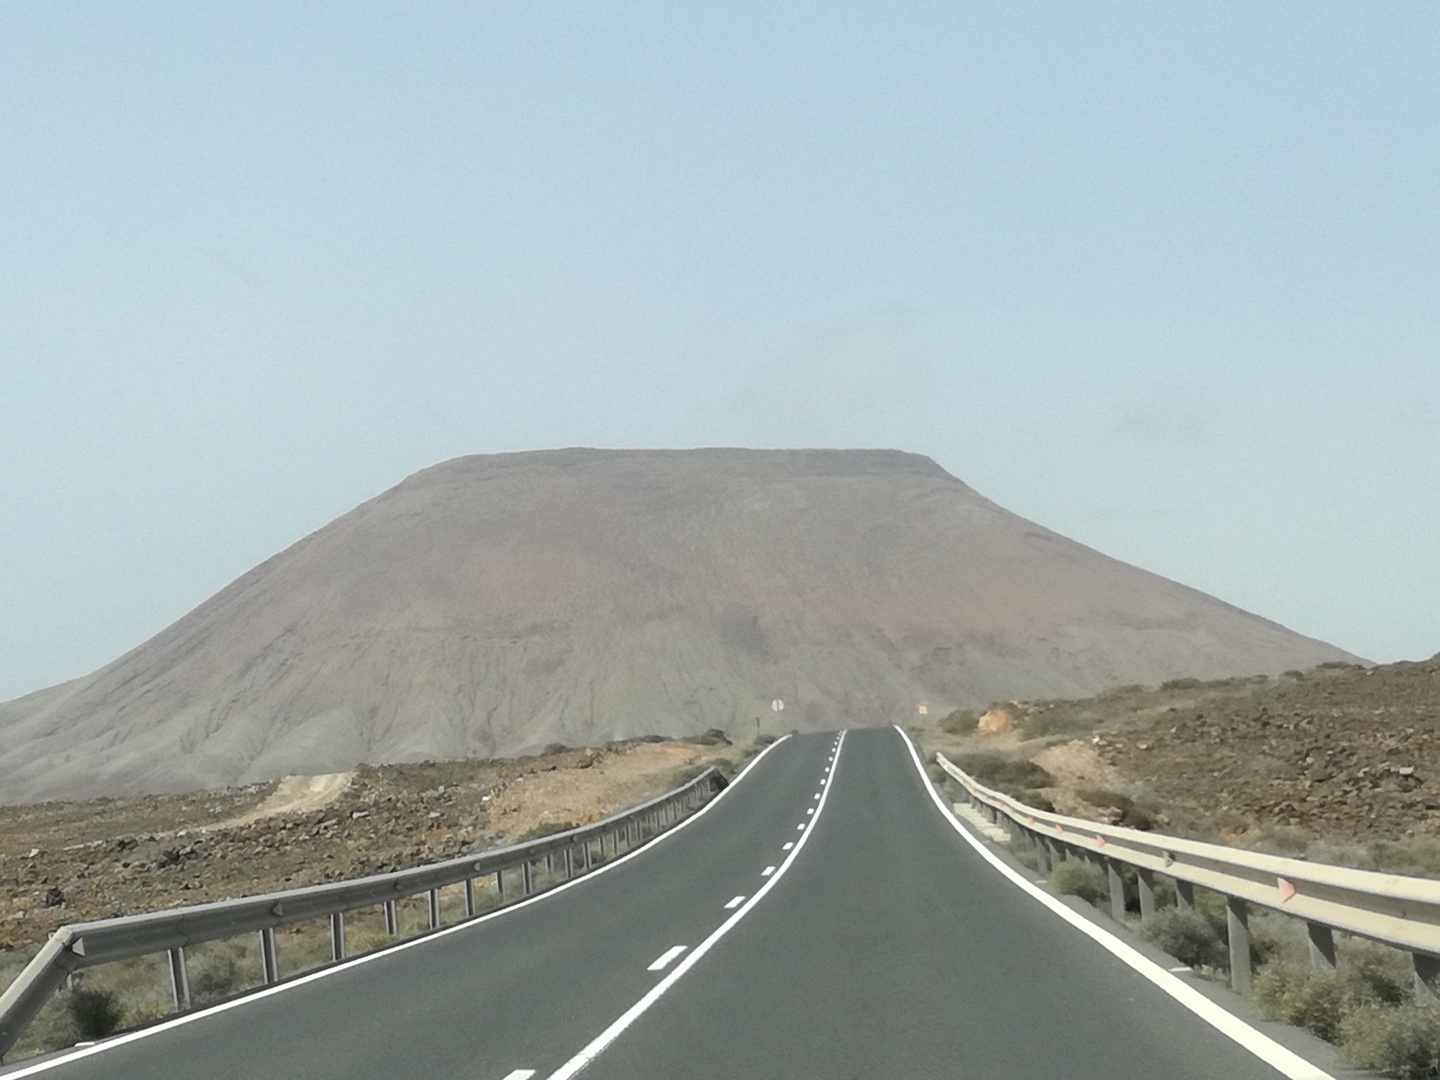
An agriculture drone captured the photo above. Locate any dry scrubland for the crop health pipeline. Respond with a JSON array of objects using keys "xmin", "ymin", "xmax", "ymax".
[
  {"xmin": 917, "ymin": 653, "xmax": 1440, "ymax": 1078},
  {"xmin": 0, "ymin": 734, "xmax": 743, "ymax": 1060}
]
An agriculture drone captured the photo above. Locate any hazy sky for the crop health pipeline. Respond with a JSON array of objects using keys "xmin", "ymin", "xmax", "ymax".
[{"xmin": 3, "ymin": 3, "xmax": 1437, "ymax": 702}]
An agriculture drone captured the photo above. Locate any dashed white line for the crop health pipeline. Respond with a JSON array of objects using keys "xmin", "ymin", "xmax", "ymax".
[
  {"xmin": 502, "ymin": 1071, "xmax": 537, "ymax": 1080},
  {"xmin": 813, "ymin": 793, "xmax": 820, "ymax": 799},
  {"xmin": 724, "ymin": 896, "xmax": 746, "ymax": 909},
  {"xmin": 0, "ymin": 736, "xmax": 802, "ymax": 1080},
  {"xmin": 796, "ymin": 823, "xmax": 806, "ymax": 830},
  {"xmin": 761, "ymin": 865, "xmax": 776, "ymax": 877},
  {"xmin": 544, "ymin": 731, "xmax": 849, "ymax": 1080},
  {"xmin": 782, "ymin": 842, "xmax": 794, "ymax": 850},
  {"xmin": 647, "ymin": 946, "xmax": 687, "ymax": 972},
  {"xmin": 806, "ymin": 808, "xmax": 814, "ymax": 815}
]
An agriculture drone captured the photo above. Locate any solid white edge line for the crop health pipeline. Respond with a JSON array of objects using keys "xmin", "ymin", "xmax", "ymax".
[
  {"xmin": 543, "ymin": 730, "xmax": 850, "ymax": 1080},
  {"xmin": 646, "ymin": 946, "xmax": 687, "ymax": 972},
  {"xmin": 3, "ymin": 736, "xmax": 799, "ymax": 1078},
  {"xmin": 892, "ymin": 726, "xmax": 1336, "ymax": 1080},
  {"xmin": 724, "ymin": 896, "xmax": 745, "ymax": 909}
]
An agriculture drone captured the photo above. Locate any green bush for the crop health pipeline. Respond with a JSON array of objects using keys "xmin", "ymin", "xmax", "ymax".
[
  {"xmin": 1160, "ymin": 677, "xmax": 1203, "ymax": 691},
  {"xmin": 1253, "ymin": 962, "xmax": 1387, "ymax": 1043},
  {"xmin": 1341, "ymin": 1003, "xmax": 1440, "ymax": 1079},
  {"xmin": 939, "ymin": 708, "xmax": 978, "ymax": 734},
  {"xmin": 70, "ymin": 987, "xmax": 123, "ymax": 1041},
  {"xmin": 189, "ymin": 949, "xmax": 244, "ymax": 1006},
  {"xmin": 1139, "ymin": 909, "xmax": 1226, "ymax": 969},
  {"xmin": 955, "ymin": 753, "xmax": 1054, "ymax": 790},
  {"xmin": 1049, "ymin": 860, "xmax": 1108, "ymax": 906}
]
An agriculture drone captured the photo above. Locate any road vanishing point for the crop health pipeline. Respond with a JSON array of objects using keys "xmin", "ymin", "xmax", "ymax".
[{"xmin": 9, "ymin": 729, "xmax": 1339, "ymax": 1080}]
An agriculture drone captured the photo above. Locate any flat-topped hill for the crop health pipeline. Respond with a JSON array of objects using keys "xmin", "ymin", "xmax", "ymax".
[{"xmin": 0, "ymin": 448, "xmax": 1358, "ymax": 800}]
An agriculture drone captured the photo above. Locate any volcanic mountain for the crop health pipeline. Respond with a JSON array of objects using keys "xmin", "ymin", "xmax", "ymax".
[{"xmin": 0, "ymin": 448, "xmax": 1358, "ymax": 801}]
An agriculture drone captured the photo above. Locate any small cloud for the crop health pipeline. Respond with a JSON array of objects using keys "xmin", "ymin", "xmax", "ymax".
[{"xmin": 1111, "ymin": 383, "xmax": 1208, "ymax": 445}]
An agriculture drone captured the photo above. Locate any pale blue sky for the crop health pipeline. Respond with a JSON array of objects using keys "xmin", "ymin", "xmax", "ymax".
[{"xmin": 3, "ymin": 3, "xmax": 1437, "ymax": 701}]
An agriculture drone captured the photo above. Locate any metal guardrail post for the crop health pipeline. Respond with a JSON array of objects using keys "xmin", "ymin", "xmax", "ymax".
[
  {"xmin": 1413, "ymin": 953, "xmax": 1440, "ymax": 1000},
  {"xmin": 463, "ymin": 879, "xmax": 476, "ymax": 919},
  {"xmin": 1175, "ymin": 878, "xmax": 1195, "ymax": 911},
  {"xmin": 564, "ymin": 848, "xmax": 574, "ymax": 879},
  {"xmin": 1036, "ymin": 836, "xmax": 1052, "ymax": 875},
  {"xmin": 495, "ymin": 869, "xmax": 505, "ymax": 902},
  {"xmin": 330, "ymin": 912, "xmax": 346, "ymax": 961},
  {"xmin": 384, "ymin": 900, "xmax": 399, "ymax": 936},
  {"xmin": 427, "ymin": 888, "xmax": 441, "ymax": 931},
  {"xmin": 1306, "ymin": 921, "xmax": 1337, "ymax": 970},
  {"xmin": 167, "ymin": 947, "xmax": 191, "ymax": 1011},
  {"xmin": 522, "ymin": 861, "xmax": 534, "ymax": 896},
  {"xmin": 1227, "ymin": 897, "xmax": 1252, "ymax": 995},
  {"xmin": 259, "ymin": 928, "xmax": 280, "ymax": 985},
  {"xmin": 582, "ymin": 841, "xmax": 592, "ymax": 871},
  {"xmin": 1106, "ymin": 859, "xmax": 1127, "ymax": 923},
  {"xmin": 1136, "ymin": 868, "xmax": 1156, "ymax": 922}
]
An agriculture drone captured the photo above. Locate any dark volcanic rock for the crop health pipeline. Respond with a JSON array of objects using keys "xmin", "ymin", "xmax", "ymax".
[{"xmin": 0, "ymin": 448, "xmax": 1358, "ymax": 800}]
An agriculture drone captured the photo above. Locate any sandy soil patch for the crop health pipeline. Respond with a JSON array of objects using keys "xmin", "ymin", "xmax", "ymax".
[
  {"xmin": 218, "ymin": 772, "xmax": 355, "ymax": 827},
  {"xmin": 487, "ymin": 742, "xmax": 735, "ymax": 841},
  {"xmin": 1031, "ymin": 741, "xmax": 1122, "ymax": 817}
]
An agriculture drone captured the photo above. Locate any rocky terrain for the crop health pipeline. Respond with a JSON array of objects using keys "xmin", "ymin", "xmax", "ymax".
[
  {"xmin": 920, "ymin": 654, "xmax": 1440, "ymax": 868},
  {"xmin": 0, "ymin": 737, "xmax": 738, "ymax": 951},
  {"xmin": 0, "ymin": 447, "xmax": 1357, "ymax": 802}
]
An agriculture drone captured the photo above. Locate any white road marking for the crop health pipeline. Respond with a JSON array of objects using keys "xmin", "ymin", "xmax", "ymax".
[
  {"xmin": 783, "ymin": 842, "xmax": 794, "ymax": 850},
  {"xmin": 797, "ymin": 823, "xmax": 806, "ymax": 830},
  {"xmin": 761, "ymin": 865, "xmax": 776, "ymax": 877},
  {"xmin": 502, "ymin": 1071, "xmax": 537, "ymax": 1080},
  {"xmin": 724, "ymin": 896, "xmax": 746, "ymax": 909},
  {"xmin": 806, "ymin": 808, "xmax": 814, "ymax": 815},
  {"xmin": 647, "ymin": 946, "xmax": 687, "ymax": 972},
  {"xmin": 1, "ymin": 738, "xmax": 800, "ymax": 1079},
  {"xmin": 1170, "ymin": 965, "xmax": 1193, "ymax": 973},
  {"xmin": 813, "ymin": 793, "xmax": 820, "ymax": 799},
  {"xmin": 544, "ymin": 731, "xmax": 849, "ymax": 1080},
  {"xmin": 895, "ymin": 727, "xmax": 1336, "ymax": 1080}
]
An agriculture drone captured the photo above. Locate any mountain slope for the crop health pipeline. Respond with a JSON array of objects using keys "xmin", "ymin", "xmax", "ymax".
[{"xmin": 0, "ymin": 448, "xmax": 1358, "ymax": 801}]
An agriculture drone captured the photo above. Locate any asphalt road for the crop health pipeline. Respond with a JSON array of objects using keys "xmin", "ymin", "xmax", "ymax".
[{"xmin": 12, "ymin": 728, "xmax": 1329, "ymax": 1080}]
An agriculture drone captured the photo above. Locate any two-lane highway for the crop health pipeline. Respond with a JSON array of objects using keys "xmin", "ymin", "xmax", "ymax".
[
  {"xmin": 12, "ymin": 733, "xmax": 842, "ymax": 1079},
  {"xmin": 10, "ymin": 729, "xmax": 1333, "ymax": 1079}
]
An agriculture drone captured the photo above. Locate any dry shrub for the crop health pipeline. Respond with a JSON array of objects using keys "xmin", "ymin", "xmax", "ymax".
[
  {"xmin": 1139, "ymin": 909, "xmax": 1226, "ymax": 970},
  {"xmin": 939, "ymin": 708, "xmax": 978, "ymax": 734},
  {"xmin": 1076, "ymin": 788, "xmax": 1155, "ymax": 830},
  {"xmin": 1341, "ymin": 1003, "xmax": 1440, "ymax": 1079},
  {"xmin": 1253, "ymin": 961, "xmax": 1397, "ymax": 1043},
  {"xmin": 1049, "ymin": 860, "xmax": 1108, "ymax": 906}
]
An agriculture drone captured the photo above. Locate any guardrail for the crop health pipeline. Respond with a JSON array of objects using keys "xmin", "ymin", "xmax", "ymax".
[
  {"xmin": 936, "ymin": 752, "xmax": 1440, "ymax": 998},
  {"xmin": 0, "ymin": 766, "xmax": 727, "ymax": 1061}
]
